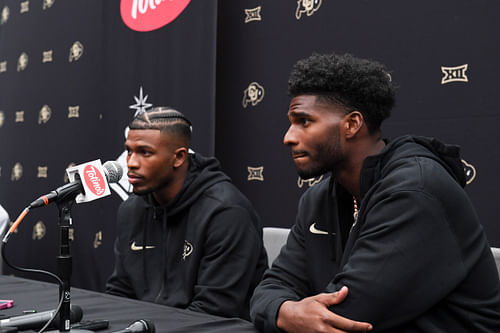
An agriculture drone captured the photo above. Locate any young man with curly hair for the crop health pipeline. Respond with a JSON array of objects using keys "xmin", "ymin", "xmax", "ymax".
[{"xmin": 250, "ymin": 53, "xmax": 500, "ymax": 332}]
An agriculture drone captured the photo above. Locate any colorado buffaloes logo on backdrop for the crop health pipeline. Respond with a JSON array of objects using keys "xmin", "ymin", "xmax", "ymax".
[
  {"xmin": 69, "ymin": 41, "xmax": 84, "ymax": 62},
  {"xmin": 17, "ymin": 52, "xmax": 28, "ymax": 72},
  {"xmin": 32, "ymin": 221, "xmax": 46, "ymax": 240},
  {"xmin": 0, "ymin": 61, "xmax": 6, "ymax": 73},
  {"xmin": 1, "ymin": 6, "xmax": 9, "ymax": 25},
  {"xmin": 242, "ymin": 82, "xmax": 265, "ymax": 108},
  {"xmin": 43, "ymin": 0, "xmax": 55, "ymax": 10},
  {"xmin": 11, "ymin": 163, "xmax": 22, "ymax": 181},
  {"xmin": 245, "ymin": 6, "xmax": 262, "ymax": 23},
  {"xmin": 462, "ymin": 159, "xmax": 476, "ymax": 184},
  {"xmin": 296, "ymin": 0, "xmax": 322, "ymax": 20},
  {"xmin": 121, "ymin": 0, "xmax": 191, "ymax": 32},
  {"xmin": 441, "ymin": 64, "xmax": 468, "ymax": 84},
  {"xmin": 38, "ymin": 105, "xmax": 52, "ymax": 124}
]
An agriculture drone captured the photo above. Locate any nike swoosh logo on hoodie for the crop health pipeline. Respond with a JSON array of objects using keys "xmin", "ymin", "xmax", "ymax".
[
  {"xmin": 309, "ymin": 223, "xmax": 335, "ymax": 235},
  {"xmin": 130, "ymin": 241, "xmax": 155, "ymax": 251}
]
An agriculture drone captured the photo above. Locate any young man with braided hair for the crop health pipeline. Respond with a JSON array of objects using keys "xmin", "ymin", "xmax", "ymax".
[
  {"xmin": 106, "ymin": 107, "xmax": 268, "ymax": 320},
  {"xmin": 250, "ymin": 53, "xmax": 500, "ymax": 332}
]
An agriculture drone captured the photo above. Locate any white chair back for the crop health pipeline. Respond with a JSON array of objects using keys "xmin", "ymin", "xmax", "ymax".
[{"xmin": 263, "ymin": 227, "xmax": 290, "ymax": 267}]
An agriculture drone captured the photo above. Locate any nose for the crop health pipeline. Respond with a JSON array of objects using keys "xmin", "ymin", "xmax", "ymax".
[
  {"xmin": 283, "ymin": 125, "xmax": 297, "ymax": 146},
  {"xmin": 127, "ymin": 152, "xmax": 139, "ymax": 169}
]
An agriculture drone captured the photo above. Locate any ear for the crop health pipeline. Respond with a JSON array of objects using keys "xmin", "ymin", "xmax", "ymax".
[
  {"xmin": 173, "ymin": 147, "xmax": 189, "ymax": 168},
  {"xmin": 344, "ymin": 111, "xmax": 364, "ymax": 139}
]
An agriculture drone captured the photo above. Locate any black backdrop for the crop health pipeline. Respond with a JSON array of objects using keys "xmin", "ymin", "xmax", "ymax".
[{"xmin": 1, "ymin": 0, "xmax": 499, "ymax": 292}]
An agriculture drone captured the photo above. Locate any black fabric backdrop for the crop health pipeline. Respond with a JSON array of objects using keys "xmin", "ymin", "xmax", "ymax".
[{"xmin": 0, "ymin": 0, "xmax": 499, "ymax": 292}]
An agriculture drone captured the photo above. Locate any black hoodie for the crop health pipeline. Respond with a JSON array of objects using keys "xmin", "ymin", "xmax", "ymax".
[
  {"xmin": 106, "ymin": 153, "xmax": 268, "ymax": 320},
  {"xmin": 251, "ymin": 135, "xmax": 500, "ymax": 332}
]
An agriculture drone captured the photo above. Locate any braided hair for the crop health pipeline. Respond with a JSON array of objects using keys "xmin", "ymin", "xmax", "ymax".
[{"xmin": 129, "ymin": 106, "xmax": 192, "ymax": 147}]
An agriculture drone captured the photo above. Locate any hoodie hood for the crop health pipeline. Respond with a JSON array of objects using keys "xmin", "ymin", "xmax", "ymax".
[
  {"xmin": 141, "ymin": 152, "xmax": 230, "ymax": 215},
  {"xmin": 360, "ymin": 135, "xmax": 466, "ymax": 200}
]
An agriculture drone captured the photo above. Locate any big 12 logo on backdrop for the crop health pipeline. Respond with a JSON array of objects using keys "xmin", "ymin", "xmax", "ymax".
[{"xmin": 121, "ymin": 0, "xmax": 191, "ymax": 32}]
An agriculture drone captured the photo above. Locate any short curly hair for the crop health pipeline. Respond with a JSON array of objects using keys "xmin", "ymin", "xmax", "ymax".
[{"xmin": 288, "ymin": 53, "xmax": 396, "ymax": 133}]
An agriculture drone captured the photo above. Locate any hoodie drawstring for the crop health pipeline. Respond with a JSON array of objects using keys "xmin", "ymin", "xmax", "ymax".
[
  {"xmin": 327, "ymin": 178, "xmax": 336, "ymax": 261},
  {"xmin": 142, "ymin": 208, "xmax": 152, "ymax": 294}
]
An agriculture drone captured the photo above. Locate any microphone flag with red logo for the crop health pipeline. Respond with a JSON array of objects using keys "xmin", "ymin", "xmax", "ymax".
[{"xmin": 66, "ymin": 159, "xmax": 111, "ymax": 204}]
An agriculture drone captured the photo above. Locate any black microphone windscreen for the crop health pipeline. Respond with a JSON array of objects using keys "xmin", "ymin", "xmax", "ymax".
[
  {"xmin": 50, "ymin": 304, "xmax": 83, "ymax": 329},
  {"xmin": 111, "ymin": 319, "xmax": 155, "ymax": 333},
  {"xmin": 136, "ymin": 319, "xmax": 155, "ymax": 333},
  {"xmin": 0, "ymin": 304, "xmax": 82, "ymax": 330},
  {"xmin": 103, "ymin": 161, "xmax": 123, "ymax": 183}
]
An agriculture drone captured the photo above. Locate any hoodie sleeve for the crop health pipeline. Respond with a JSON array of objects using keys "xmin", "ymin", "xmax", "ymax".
[
  {"xmin": 187, "ymin": 206, "xmax": 265, "ymax": 319},
  {"xmin": 105, "ymin": 202, "xmax": 138, "ymax": 299},
  {"xmin": 105, "ymin": 238, "xmax": 137, "ymax": 299},
  {"xmin": 250, "ymin": 198, "xmax": 313, "ymax": 333},
  {"xmin": 326, "ymin": 188, "xmax": 474, "ymax": 330}
]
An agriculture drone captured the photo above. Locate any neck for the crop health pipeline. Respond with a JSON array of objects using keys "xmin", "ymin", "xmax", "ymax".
[
  {"xmin": 152, "ymin": 164, "xmax": 189, "ymax": 206},
  {"xmin": 335, "ymin": 135, "xmax": 385, "ymax": 200}
]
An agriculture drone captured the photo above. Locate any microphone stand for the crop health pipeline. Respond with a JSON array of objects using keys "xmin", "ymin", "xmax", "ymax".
[{"xmin": 46, "ymin": 198, "xmax": 92, "ymax": 333}]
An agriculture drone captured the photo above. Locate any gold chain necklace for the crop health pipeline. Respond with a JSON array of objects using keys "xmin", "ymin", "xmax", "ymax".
[{"xmin": 353, "ymin": 196, "xmax": 359, "ymax": 222}]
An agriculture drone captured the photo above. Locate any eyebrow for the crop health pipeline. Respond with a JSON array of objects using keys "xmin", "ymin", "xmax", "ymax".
[
  {"xmin": 124, "ymin": 142, "xmax": 155, "ymax": 150},
  {"xmin": 288, "ymin": 110, "xmax": 311, "ymax": 118}
]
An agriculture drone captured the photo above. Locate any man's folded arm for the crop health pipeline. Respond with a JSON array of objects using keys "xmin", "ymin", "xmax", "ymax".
[{"xmin": 326, "ymin": 191, "xmax": 465, "ymax": 330}]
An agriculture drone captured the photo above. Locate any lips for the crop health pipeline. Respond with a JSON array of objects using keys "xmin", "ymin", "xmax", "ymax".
[
  {"xmin": 291, "ymin": 151, "xmax": 308, "ymax": 159},
  {"xmin": 127, "ymin": 173, "xmax": 143, "ymax": 184}
]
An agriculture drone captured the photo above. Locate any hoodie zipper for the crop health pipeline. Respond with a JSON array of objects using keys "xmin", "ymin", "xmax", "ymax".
[{"xmin": 154, "ymin": 208, "xmax": 168, "ymax": 303}]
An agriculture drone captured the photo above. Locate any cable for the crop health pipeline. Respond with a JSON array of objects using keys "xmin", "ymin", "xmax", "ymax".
[
  {"xmin": 1, "ymin": 208, "xmax": 65, "ymax": 333},
  {"xmin": 37, "ymin": 295, "xmax": 64, "ymax": 333},
  {"xmin": 2, "ymin": 207, "xmax": 29, "ymax": 243}
]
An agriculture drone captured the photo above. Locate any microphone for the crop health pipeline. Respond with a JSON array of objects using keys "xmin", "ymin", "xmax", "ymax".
[
  {"xmin": 110, "ymin": 319, "xmax": 155, "ymax": 333},
  {"xmin": 29, "ymin": 160, "xmax": 123, "ymax": 208},
  {"xmin": 0, "ymin": 305, "xmax": 82, "ymax": 330}
]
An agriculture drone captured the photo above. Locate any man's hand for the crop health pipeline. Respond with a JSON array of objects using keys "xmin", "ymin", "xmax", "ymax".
[{"xmin": 276, "ymin": 286, "xmax": 373, "ymax": 333}]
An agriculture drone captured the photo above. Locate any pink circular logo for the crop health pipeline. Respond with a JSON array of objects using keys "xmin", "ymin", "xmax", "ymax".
[
  {"xmin": 83, "ymin": 165, "xmax": 107, "ymax": 196},
  {"xmin": 120, "ymin": 0, "xmax": 191, "ymax": 32}
]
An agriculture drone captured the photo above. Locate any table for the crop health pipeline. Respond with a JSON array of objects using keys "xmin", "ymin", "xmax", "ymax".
[{"xmin": 0, "ymin": 275, "xmax": 260, "ymax": 332}]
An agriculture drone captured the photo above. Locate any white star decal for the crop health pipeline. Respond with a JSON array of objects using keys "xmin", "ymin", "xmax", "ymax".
[{"xmin": 129, "ymin": 86, "xmax": 153, "ymax": 116}]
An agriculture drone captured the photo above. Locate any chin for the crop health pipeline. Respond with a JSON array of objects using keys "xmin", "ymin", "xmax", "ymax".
[
  {"xmin": 132, "ymin": 187, "xmax": 150, "ymax": 196},
  {"xmin": 297, "ymin": 167, "xmax": 327, "ymax": 180}
]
